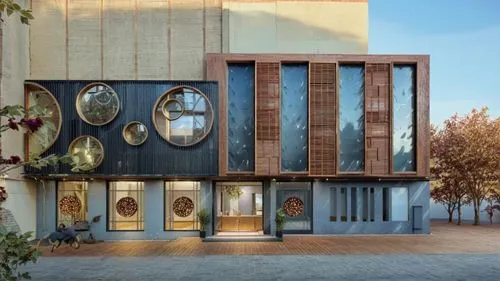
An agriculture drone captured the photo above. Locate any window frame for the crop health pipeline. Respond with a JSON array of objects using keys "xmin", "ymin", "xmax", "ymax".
[
  {"xmin": 106, "ymin": 181, "xmax": 145, "ymax": 232},
  {"xmin": 55, "ymin": 181, "xmax": 89, "ymax": 230},
  {"xmin": 163, "ymin": 181, "xmax": 201, "ymax": 231}
]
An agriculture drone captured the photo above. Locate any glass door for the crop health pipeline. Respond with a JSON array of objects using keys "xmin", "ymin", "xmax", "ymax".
[{"xmin": 215, "ymin": 182, "xmax": 263, "ymax": 235}]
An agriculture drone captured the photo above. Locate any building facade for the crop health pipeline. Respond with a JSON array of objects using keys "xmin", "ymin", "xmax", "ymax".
[{"xmin": 1, "ymin": 0, "xmax": 430, "ymax": 240}]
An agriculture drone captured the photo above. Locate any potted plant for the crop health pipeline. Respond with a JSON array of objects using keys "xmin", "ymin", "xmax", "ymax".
[
  {"xmin": 197, "ymin": 209, "xmax": 210, "ymax": 239},
  {"xmin": 275, "ymin": 208, "xmax": 286, "ymax": 239}
]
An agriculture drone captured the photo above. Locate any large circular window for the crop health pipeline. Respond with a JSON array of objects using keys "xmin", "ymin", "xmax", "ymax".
[
  {"xmin": 76, "ymin": 82, "xmax": 120, "ymax": 126},
  {"xmin": 68, "ymin": 136, "xmax": 104, "ymax": 171},
  {"xmin": 25, "ymin": 82, "xmax": 62, "ymax": 156},
  {"xmin": 153, "ymin": 86, "xmax": 214, "ymax": 146},
  {"xmin": 122, "ymin": 121, "xmax": 148, "ymax": 146}
]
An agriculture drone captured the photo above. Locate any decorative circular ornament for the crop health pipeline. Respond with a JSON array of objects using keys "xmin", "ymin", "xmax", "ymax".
[
  {"xmin": 152, "ymin": 86, "xmax": 214, "ymax": 147},
  {"xmin": 24, "ymin": 82, "xmax": 62, "ymax": 157},
  {"xmin": 58, "ymin": 195, "xmax": 82, "ymax": 216},
  {"xmin": 76, "ymin": 82, "xmax": 120, "ymax": 126},
  {"xmin": 283, "ymin": 197, "xmax": 304, "ymax": 217},
  {"xmin": 116, "ymin": 197, "xmax": 138, "ymax": 217},
  {"xmin": 122, "ymin": 121, "xmax": 148, "ymax": 146},
  {"xmin": 172, "ymin": 196, "xmax": 194, "ymax": 217},
  {"xmin": 68, "ymin": 136, "xmax": 104, "ymax": 171},
  {"xmin": 162, "ymin": 99, "xmax": 184, "ymax": 121}
]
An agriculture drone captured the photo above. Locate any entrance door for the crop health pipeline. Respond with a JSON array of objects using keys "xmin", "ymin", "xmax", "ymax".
[{"xmin": 215, "ymin": 182, "xmax": 263, "ymax": 235}]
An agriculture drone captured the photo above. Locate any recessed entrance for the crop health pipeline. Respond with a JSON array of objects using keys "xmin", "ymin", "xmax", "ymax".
[{"xmin": 215, "ymin": 182, "xmax": 263, "ymax": 236}]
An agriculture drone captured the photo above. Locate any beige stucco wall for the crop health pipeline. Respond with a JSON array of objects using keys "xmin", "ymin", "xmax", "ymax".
[
  {"xmin": 0, "ymin": 0, "xmax": 36, "ymax": 235},
  {"xmin": 29, "ymin": 0, "xmax": 367, "ymax": 80}
]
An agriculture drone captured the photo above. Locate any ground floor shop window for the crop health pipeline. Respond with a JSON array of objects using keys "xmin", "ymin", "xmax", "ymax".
[
  {"xmin": 107, "ymin": 181, "xmax": 144, "ymax": 231},
  {"xmin": 165, "ymin": 181, "xmax": 200, "ymax": 230},
  {"xmin": 277, "ymin": 182, "xmax": 312, "ymax": 231},
  {"xmin": 57, "ymin": 181, "xmax": 88, "ymax": 227}
]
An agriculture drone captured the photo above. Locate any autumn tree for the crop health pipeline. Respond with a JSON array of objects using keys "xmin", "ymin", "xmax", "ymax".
[
  {"xmin": 431, "ymin": 108, "xmax": 500, "ymax": 225},
  {"xmin": 431, "ymin": 125, "xmax": 470, "ymax": 224}
]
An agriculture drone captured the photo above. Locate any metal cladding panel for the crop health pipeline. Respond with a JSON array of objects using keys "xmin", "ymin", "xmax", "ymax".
[{"xmin": 24, "ymin": 80, "xmax": 218, "ymax": 177}]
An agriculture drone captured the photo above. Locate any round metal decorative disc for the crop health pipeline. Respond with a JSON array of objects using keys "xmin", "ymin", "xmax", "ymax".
[
  {"xmin": 116, "ymin": 196, "xmax": 138, "ymax": 217},
  {"xmin": 58, "ymin": 195, "xmax": 82, "ymax": 216},
  {"xmin": 172, "ymin": 196, "xmax": 194, "ymax": 217},
  {"xmin": 283, "ymin": 197, "xmax": 304, "ymax": 217}
]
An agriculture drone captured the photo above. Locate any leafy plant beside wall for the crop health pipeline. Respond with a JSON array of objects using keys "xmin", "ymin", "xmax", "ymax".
[
  {"xmin": 0, "ymin": 226, "xmax": 39, "ymax": 281},
  {"xmin": 224, "ymin": 185, "xmax": 243, "ymax": 200}
]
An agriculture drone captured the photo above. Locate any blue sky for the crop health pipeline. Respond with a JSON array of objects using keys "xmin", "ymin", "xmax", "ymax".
[{"xmin": 369, "ymin": 0, "xmax": 500, "ymax": 125}]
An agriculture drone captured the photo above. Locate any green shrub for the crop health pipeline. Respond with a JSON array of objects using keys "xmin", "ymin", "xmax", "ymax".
[
  {"xmin": 275, "ymin": 208, "xmax": 286, "ymax": 231},
  {"xmin": 0, "ymin": 225, "xmax": 40, "ymax": 281},
  {"xmin": 197, "ymin": 209, "xmax": 210, "ymax": 231}
]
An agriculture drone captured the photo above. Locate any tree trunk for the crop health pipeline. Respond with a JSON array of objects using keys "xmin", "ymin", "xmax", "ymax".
[
  {"xmin": 473, "ymin": 199, "xmax": 480, "ymax": 225},
  {"xmin": 447, "ymin": 206, "xmax": 453, "ymax": 223},
  {"xmin": 457, "ymin": 200, "xmax": 462, "ymax": 225}
]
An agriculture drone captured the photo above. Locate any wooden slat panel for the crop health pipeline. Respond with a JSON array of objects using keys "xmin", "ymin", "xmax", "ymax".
[
  {"xmin": 416, "ymin": 57, "xmax": 430, "ymax": 177},
  {"xmin": 255, "ymin": 62, "xmax": 280, "ymax": 176},
  {"xmin": 365, "ymin": 63, "xmax": 390, "ymax": 175},
  {"xmin": 310, "ymin": 63, "xmax": 336, "ymax": 175}
]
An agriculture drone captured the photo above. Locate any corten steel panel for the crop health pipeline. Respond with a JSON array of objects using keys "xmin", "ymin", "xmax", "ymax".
[
  {"xmin": 309, "ymin": 63, "xmax": 336, "ymax": 176},
  {"xmin": 24, "ymin": 80, "xmax": 218, "ymax": 177},
  {"xmin": 255, "ymin": 62, "xmax": 280, "ymax": 176},
  {"xmin": 365, "ymin": 63, "xmax": 390, "ymax": 175},
  {"xmin": 206, "ymin": 53, "xmax": 430, "ymax": 179}
]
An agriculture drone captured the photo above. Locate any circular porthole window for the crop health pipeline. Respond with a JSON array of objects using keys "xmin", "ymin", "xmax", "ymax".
[
  {"xmin": 122, "ymin": 121, "xmax": 148, "ymax": 146},
  {"xmin": 68, "ymin": 136, "xmax": 104, "ymax": 171},
  {"xmin": 76, "ymin": 83, "xmax": 120, "ymax": 126},
  {"xmin": 25, "ymin": 82, "xmax": 62, "ymax": 157},
  {"xmin": 152, "ymin": 86, "xmax": 214, "ymax": 147}
]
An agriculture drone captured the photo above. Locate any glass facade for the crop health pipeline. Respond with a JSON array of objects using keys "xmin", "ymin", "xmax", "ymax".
[
  {"xmin": 339, "ymin": 65, "xmax": 365, "ymax": 172},
  {"xmin": 277, "ymin": 182, "xmax": 312, "ymax": 231},
  {"xmin": 107, "ymin": 181, "xmax": 144, "ymax": 231},
  {"xmin": 281, "ymin": 64, "xmax": 308, "ymax": 172},
  {"xmin": 228, "ymin": 64, "xmax": 255, "ymax": 172},
  {"xmin": 57, "ymin": 181, "xmax": 88, "ymax": 227},
  {"xmin": 393, "ymin": 65, "xmax": 416, "ymax": 172},
  {"xmin": 165, "ymin": 181, "xmax": 201, "ymax": 230}
]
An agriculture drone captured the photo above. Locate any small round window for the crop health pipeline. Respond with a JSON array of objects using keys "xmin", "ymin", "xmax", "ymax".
[
  {"xmin": 153, "ymin": 86, "xmax": 214, "ymax": 146},
  {"xmin": 25, "ymin": 82, "xmax": 62, "ymax": 156},
  {"xmin": 122, "ymin": 121, "xmax": 148, "ymax": 146},
  {"xmin": 76, "ymin": 83, "xmax": 120, "ymax": 126},
  {"xmin": 68, "ymin": 136, "xmax": 104, "ymax": 171}
]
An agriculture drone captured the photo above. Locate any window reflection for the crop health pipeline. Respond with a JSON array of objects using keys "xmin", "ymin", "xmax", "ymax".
[
  {"xmin": 339, "ymin": 65, "xmax": 365, "ymax": 172},
  {"xmin": 228, "ymin": 64, "xmax": 255, "ymax": 172},
  {"xmin": 77, "ymin": 83, "xmax": 120, "ymax": 126},
  {"xmin": 68, "ymin": 136, "xmax": 104, "ymax": 171},
  {"xmin": 25, "ymin": 83, "xmax": 62, "ymax": 156},
  {"xmin": 393, "ymin": 65, "xmax": 416, "ymax": 172},
  {"xmin": 281, "ymin": 64, "xmax": 308, "ymax": 172},
  {"xmin": 153, "ymin": 86, "xmax": 213, "ymax": 146}
]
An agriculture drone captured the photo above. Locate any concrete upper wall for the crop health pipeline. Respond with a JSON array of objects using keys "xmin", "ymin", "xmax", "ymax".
[
  {"xmin": 29, "ymin": 0, "xmax": 368, "ymax": 80},
  {"xmin": 223, "ymin": 0, "xmax": 368, "ymax": 54}
]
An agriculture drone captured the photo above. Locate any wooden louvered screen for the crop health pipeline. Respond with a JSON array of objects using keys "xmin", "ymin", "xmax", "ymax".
[
  {"xmin": 365, "ymin": 64, "xmax": 391, "ymax": 175},
  {"xmin": 310, "ymin": 63, "xmax": 336, "ymax": 175},
  {"xmin": 255, "ymin": 62, "xmax": 280, "ymax": 176}
]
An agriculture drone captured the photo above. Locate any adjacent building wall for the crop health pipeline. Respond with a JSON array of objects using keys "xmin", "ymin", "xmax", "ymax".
[
  {"xmin": 223, "ymin": 0, "xmax": 368, "ymax": 54},
  {"xmin": 29, "ymin": 0, "xmax": 368, "ymax": 81},
  {"xmin": 0, "ymin": 0, "xmax": 36, "ymax": 235}
]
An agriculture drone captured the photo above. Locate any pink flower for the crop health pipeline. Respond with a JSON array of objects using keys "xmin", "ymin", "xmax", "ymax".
[
  {"xmin": 10, "ymin": 155, "xmax": 21, "ymax": 164},
  {"xmin": 7, "ymin": 118, "xmax": 19, "ymax": 130},
  {"xmin": 20, "ymin": 117, "xmax": 44, "ymax": 133}
]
